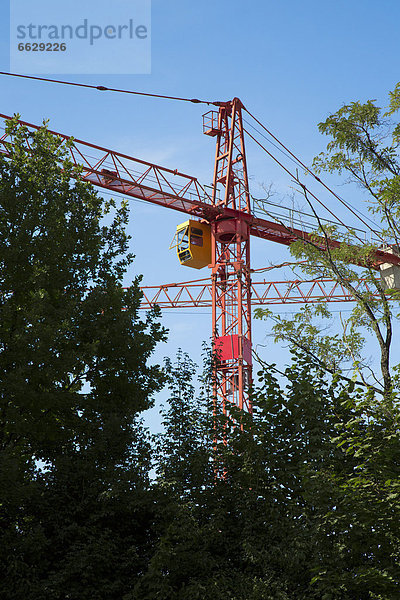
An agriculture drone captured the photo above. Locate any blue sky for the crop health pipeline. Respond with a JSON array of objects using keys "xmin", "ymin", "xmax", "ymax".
[{"xmin": 1, "ymin": 0, "xmax": 399, "ymax": 430}]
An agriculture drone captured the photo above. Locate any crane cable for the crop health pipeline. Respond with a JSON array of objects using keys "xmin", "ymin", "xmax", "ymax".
[
  {"xmin": 243, "ymin": 117, "xmax": 306, "ymax": 172},
  {"xmin": 0, "ymin": 71, "xmax": 223, "ymax": 107},
  {"xmin": 243, "ymin": 125, "xmax": 369, "ymax": 245},
  {"xmin": 244, "ymin": 117, "xmax": 382, "ymax": 240},
  {"xmin": 244, "ymin": 108, "xmax": 385, "ymax": 240}
]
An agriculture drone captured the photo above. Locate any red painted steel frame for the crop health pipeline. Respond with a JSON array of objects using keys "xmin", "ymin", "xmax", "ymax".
[
  {"xmin": 0, "ymin": 113, "xmax": 216, "ymax": 219},
  {"xmin": 205, "ymin": 99, "xmax": 253, "ymax": 416},
  {"xmin": 138, "ymin": 277, "xmax": 379, "ymax": 309}
]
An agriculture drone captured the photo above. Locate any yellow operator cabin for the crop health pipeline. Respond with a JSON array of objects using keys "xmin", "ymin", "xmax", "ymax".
[{"xmin": 174, "ymin": 220, "xmax": 211, "ymax": 269}]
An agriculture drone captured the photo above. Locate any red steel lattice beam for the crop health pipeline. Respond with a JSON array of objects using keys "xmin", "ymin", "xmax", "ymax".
[{"xmin": 138, "ymin": 277, "xmax": 379, "ymax": 309}]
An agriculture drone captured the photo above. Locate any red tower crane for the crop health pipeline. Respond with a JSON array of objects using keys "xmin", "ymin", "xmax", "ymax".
[{"xmin": 0, "ymin": 103, "xmax": 398, "ymax": 419}]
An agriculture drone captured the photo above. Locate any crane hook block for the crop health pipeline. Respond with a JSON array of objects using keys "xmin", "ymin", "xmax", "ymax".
[{"xmin": 171, "ymin": 220, "xmax": 211, "ymax": 269}]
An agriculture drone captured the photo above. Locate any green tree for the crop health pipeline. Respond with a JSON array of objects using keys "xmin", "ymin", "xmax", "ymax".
[
  {"xmin": 256, "ymin": 84, "xmax": 400, "ymax": 401},
  {"xmin": 132, "ymin": 350, "xmax": 217, "ymax": 599},
  {"xmin": 155, "ymin": 350, "xmax": 213, "ymax": 495},
  {"xmin": 131, "ymin": 345, "xmax": 400, "ymax": 599},
  {"xmin": 258, "ymin": 354, "xmax": 400, "ymax": 598},
  {"xmin": 0, "ymin": 118, "xmax": 166, "ymax": 599},
  {"xmin": 306, "ymin": 387, "xmax": 400, "ymax": 599},
  {"xmin": 136, "ymin": 351, "xmax": 336, "ymax": 599},
  {"xmin": 254, "ymin": 83, "xmax": 400, "ymax": 597}
]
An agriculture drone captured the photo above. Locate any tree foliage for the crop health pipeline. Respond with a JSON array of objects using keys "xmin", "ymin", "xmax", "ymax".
[
  {"xmin": 256, "ymin": 84, "xmax": 400, "ymax": 401},
  {"xmin": 138, "ymin": 349, "xmax": 400, "ymax": 599},
  {"xmin": 0, "ymin": 118, "xmax": 166, "ymax": 599}
]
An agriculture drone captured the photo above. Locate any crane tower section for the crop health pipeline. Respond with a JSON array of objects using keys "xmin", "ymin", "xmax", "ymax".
[{"xmin": 203, "ymin": 98, "xmax": 253, "ymax": 416}]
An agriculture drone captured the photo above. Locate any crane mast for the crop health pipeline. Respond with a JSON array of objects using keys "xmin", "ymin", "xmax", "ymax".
[{"xmin": 204, "ymin": 99, "xmax": 253, "ymax": 415}]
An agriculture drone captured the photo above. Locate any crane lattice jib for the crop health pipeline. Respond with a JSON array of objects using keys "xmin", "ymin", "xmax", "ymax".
[
  {"xmin": 138, "ymin": 277, "xmax": 378, "ymax": 309},
  {"xmin": 0, "ymin": 112, "xmax": 398, "ymax": 270}
]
